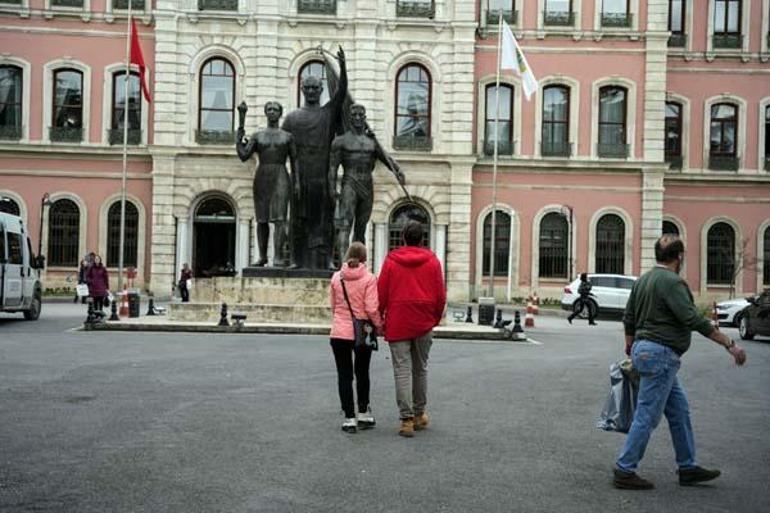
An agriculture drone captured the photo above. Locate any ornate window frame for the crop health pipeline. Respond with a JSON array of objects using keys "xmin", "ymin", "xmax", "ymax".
[
  {"xmin": 531, "ymin": 204, "xmax": 577, "ymax": 291},
  {"xmin": 41, "ymin": 191, "xmax": 87, "ymax": 270},
  {"xmin": 591, "ymin": 76, "xmax": 637, "ymax": 159},
  {"xmin": 0, "ymin": 57, "xmax": 31, "ymax": 142},
  {"xmin": 98, "ymin": 193, "xmax": 147, "ymax": 278},
  {"xmin": 101, "ymin": 62, "xmax": 150, "ymax": 146},
  {"xmin": 0, "ymin": 189, "xmax": 28, "ymax": 225},
  {"xmin": 706, "ymin": 0, "xmax": 752, "ymax": 54},
  {"xmin": 476, "ymin": 74, "xmax": 521, "ymax": 158},
  {"xmin": 475, "ymin": 203, "xmax": 519, "ymax": 300},
  {"xmin": 588, "ymin": 206, "xmax": 634, "ymax": 275},
  {"xmin": 700, "ymin": 215, "xmax": 743, "ymax": 294},
  {"xmin": 757, "ymin": 97, "xmax": 770, "ymax": 172},
  {"xmin": 537, "ymin": 0, "xmax": 581, "ymax": 30},
  {"xmin": 593, "ymin": 0, "xmax": 640, "ymax": 32},
  {"xmin": 43, "ymin": 59, "xmax": 91, "ymax": 144},
  {"xmin": 534, "ymin": 75, "xmax": 579, "ymax": 158},
  {"xmin": 665, "ymin": 92, "xmax": 690, "ymax": 170},
  {"xmin": 702, "ymin": 94, "xmax": 747, "ymax": 172}
]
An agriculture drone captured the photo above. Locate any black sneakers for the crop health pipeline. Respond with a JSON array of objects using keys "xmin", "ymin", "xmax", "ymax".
[
  {"xmin": 678, "ymin": 466, "xmax": 721, "ymax": 486},
  {"xmin": 613, "ymin": 468, "xmax": 655, "ymax": 490}
]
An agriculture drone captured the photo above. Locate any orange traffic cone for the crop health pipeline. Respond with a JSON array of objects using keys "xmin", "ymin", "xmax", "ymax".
[
  {"xmin": 525, "ymin": 299, "xmax": 535, "ymax": 328},
  {"xmin": 532, "ymin": 291, "xmax": 540, "ymax": 315}
]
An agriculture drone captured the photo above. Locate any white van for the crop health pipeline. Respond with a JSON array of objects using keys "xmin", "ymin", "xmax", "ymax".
[{"xmin": 0, "ymin": 212, "xmax": 43, "ymax": 320}]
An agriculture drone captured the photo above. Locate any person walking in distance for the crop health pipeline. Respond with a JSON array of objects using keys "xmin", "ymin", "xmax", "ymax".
[
  {"xmin": 178, "ymin": 263, "xmax": 192, "ymax": 303},
  {"xmin": 74, "ymin": 257, "xmax": 89, "ymax": 304},
  {"xmin": 329, "ymin": 242, "xmax": 383, "ymax": 433},
  {"xmin": 568, "ymin": 273, "xmax": 597, "ymax": 325},
  {"xmin": 85, "ymin": 255, "xmax": 109, "ymax": 312},
  {"xmin": 378, "ymin": 221, "xmax": 446, "ymax": 438},
  {"xmin": 613, "ymin": 234, "xmax": 746, "ymax": 490}
]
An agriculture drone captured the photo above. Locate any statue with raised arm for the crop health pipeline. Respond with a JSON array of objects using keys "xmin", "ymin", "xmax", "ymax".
[
  {"xmin": 282, "ymin": 46, "xmax": 347, "ymax": 270},
  {"xmin": 236, "ymin": 101, "xmax": 297, "ymax": 267},
  {"xmin": 329, "ymin": 104, "xmax": 406, "ymax": 262}
]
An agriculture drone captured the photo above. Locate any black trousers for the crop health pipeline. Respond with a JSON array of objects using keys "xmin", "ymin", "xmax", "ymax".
[
  {"xmin": 330, "ymin": 338, "xmax": 373, "ymax": 418},
  {"xmin": 568, "ymin": 296, "xmax": 596, "ymax": 323},
  {"xmin": 92, "ymin": 296, "xmax": 106, "ymax": 311},
  {"xmin": 179, "ymin": 284, "xmax": 189, "ymax": 302}
]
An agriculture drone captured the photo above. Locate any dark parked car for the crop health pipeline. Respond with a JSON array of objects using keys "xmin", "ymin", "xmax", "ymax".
[{"xmin": 738, "ymin": 289, "xmax": 770, "ymax": 340}]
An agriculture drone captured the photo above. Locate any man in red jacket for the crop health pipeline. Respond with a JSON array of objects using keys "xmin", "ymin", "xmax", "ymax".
[{"xmin": 378, "ymin": 220, "xmax": 446, "ymax": 437}]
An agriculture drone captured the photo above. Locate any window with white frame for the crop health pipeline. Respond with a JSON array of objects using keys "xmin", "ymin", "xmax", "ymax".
[
  {"xmin": 544, "ymin": 0, "xmax": 573, "ymax": 26},
  {"xmin": 110, "ymin": 71, "xmax": 142, "ymax": 146},
  {"xmin": 197, "ymin": 58, "xmax": 235, "ymax": 145},
  {"xmin": 601, "ymin": 0, "xmax": 631, "ymax": 27},
  {"xmin": 106, "ymin": 201, "xmax": 139, "ymax": 268},
  {"xmin": 668, "ymin": 0, "xmax": 686, "ymax": 47},
  {"xmin": 48, "ymin": 199, "xmax": 80, "ymax": 267},
  {"xmin": 542, "ymin": 85, "xmax": 570, "ymax": 157},
  {"xmin": 598, "ymin": 86, "xmax": 628, "ymax": 158},
  {"xmin": 713, "ymin": 0, "xmax": 743, "ymax": 48},
  {"xmin": 51, "ymin": 69, "xmax": 83, "ymax": 143},
  {"xmin": 595, "ymin": 214, "xmax": 625, "ymax": 274},
  {"xmin": 709, "ymin": 103, "xmax": 739, "ymax": 170},
  {"xmin": 539, "ymin": 212, "xmax": 569, "ymax": 279},
  {"xmin": 665, "ymin": 102, "xmax": 683, "ymax": 168},
  {"xmin": 482, "ymin": 210, "xmax": 511, "ymax": 277},
  {"xmin": 764, "ymin": 105, "xmax": 770, "ymax": 171},
  {"xmin": 0, "ymin": 66, "xmax": 22, "ymax": 141},
  {"xmin": 706, "ymin": 222, "xmax": 735, "ymax": 285},
  {"xmin": 487, "ymin": 0, "xmax": 517, "ymax": 24},
  {"xmin": 484, "ymin": 84, "xmax": 514, "ymax": 156}
]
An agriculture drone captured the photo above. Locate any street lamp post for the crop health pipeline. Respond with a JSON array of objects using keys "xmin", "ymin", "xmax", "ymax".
[
  {"xmin": 38, "ymin": 193, "xmax": 52, "ymax": 258},
  {"xmin": 563, "ymin": 205, "xmax": 574, "ymax": 282}
]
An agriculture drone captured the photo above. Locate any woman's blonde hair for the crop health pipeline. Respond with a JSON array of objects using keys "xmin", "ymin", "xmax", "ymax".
[{"xmin": 344, "ymin": 242, "xmax": 367, "ymax": 268}]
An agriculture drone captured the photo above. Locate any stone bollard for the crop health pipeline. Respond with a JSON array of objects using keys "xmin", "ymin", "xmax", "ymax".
[
  {"xmin": 465, "ymin": 306, "xmax": 474, "ymax": 323},
  {"xmin": 109, "ymin": 298, "xmax": 120, "ymax": 321},
  {"xmin": 493, "ymin": 308, "xmax": 503, "ymax": 329},
  {"xmin": 218, "ymin": 302, "xmax": 230, "ymax": 327},
  {"xmin": 146, "ymin": 296, "xmax": 156, "ymax": 316},
  {"xmin": 511, "ymin": 310, "xmax": 527, "ymax": 341}
]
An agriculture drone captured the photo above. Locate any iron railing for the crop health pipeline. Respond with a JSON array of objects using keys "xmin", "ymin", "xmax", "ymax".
[
  {"xmin": 297, "ymin": 0, "xmax": 336, "ymax": 14},
  {"xmin": 108, "ymin": 129, "xmax": 141, "ymax": 145},
  {"xmin": 486, "ymin": 9, "xmax": 518, "ymax": 25},
  {"xmin": 597, "ymin": 143, "xmax": 629, "ymax": 158},
  {"xmin": 196, "ymin": 129, "xmax": 236, "ymax": 145},
  {"xmin": 543, "ymin": 10, "xmax": 574, "ymax": 26},
  {"xmin": 668, "ymin": 33, "xmax": 686, "ymax": 48},
  {"xmin": 666, "ymin": 155, "xmax": 683, "ymax": 170},
  {"xmin": 198, "ymin": 0, "xmax": 237, "ymax": 11},
  {"xmin": 483, "ymin": 139, "xmax": 514, "ymax": 156},
  {"xmin": 601, "ymin": 12, "xmax": 632, "ymax": 28},
  {"xmin": 0, "ymin": 125, "xmax": 22, "ymax": 141},
  {"xmin": 708, "ymin": 155, "xmax": 739, "ymax": 171},
  {"xmin": 541, "ymin": 141, "xmax": 572, "ymax": 157},
  {"xmin": 50, "ymin": 127, "xmax": 83, "ymax": 142},
  {"xmin": 713, "ymin": 34, "xmax": 743, "ymax": 49},
  {"xmin": 396, "ymin": 1, "xmax": 435, "ymax": 18},
  {"xmin": 113, "ymin": 0, "xmax": 145, "ymax": 9},
  {"xmin": 52, "ymin": 0, "xmax": 84, "ymax": 7},
  {"xmin": 393, "ymin": 135, "xmax": 432, "ymax": 151}
]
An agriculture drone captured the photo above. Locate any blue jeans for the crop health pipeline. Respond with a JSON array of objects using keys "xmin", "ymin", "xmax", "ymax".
[{"xmin": 616, "ymin": 340, "xmax": 696, "ymax": 473}]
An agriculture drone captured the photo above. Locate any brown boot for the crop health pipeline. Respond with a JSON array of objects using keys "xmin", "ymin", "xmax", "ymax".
[
  {"xmin": 414, "ymin": 412, "xmax": 429, "ymax": 431},
  {"xmin": 399, "ymin": 418, "xmax": 415, "ymax": 438}
]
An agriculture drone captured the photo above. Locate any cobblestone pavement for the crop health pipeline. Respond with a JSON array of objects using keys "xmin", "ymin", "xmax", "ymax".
[{"xmin": 1, "ymin": 304, "xmax": 768, "ymax": 512}]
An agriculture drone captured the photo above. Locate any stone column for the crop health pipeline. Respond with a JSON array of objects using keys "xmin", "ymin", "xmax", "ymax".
[
  {"xmin": 373, "ymin": 222, "xmax": 387, "ymax": 274},
  {"xmin": 640, "ymin": 169, "xmax": 665, "ymax": 272},
  {"xmin": 237, "ymin": 219, "xmax": 250, "ymax": 273}
]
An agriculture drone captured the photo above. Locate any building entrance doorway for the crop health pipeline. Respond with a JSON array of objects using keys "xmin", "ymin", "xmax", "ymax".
[{"xmin": 193, "ymin": 196, "xmax": 236, "ymax": 277}]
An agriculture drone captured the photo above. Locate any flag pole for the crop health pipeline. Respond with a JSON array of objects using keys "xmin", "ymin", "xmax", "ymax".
[
  {"xmin": 488, "ymin": 10, "xmax": 504, "ymax": 299},
  {"xmin": 118, "ymin": 0, "xmax": 132, "ymax": 294}
]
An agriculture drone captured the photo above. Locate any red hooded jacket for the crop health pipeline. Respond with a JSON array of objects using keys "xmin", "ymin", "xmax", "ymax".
[{"xmin": 378, "ymin": 246, "xmax": 446, "ymax": 342}]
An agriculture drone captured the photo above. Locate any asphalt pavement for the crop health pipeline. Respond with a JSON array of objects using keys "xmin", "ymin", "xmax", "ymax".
[{"xmin": 1, "ymin": 303, "xmax": 768, "ymax": 513}]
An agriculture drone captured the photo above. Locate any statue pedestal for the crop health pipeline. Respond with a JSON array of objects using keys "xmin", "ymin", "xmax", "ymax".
[{"xmin": 168, "ymin": 273, "xmax": 334, "ymax": 324}]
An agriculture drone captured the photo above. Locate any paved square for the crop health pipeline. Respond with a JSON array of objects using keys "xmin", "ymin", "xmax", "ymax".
[{"xmin": 1, "ymin": 304, "xmax": 768, "ymax": 512}]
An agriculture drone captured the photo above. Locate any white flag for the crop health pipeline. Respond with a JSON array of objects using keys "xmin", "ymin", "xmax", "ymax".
[{"xmin": 500, "ymin": 20, "xmax": 537, "ymax": 101}]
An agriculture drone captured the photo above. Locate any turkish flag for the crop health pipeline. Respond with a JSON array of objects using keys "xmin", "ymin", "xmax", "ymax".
[{"xmin": 130, "ymin": 18, "xmax": 151, "ymax": 102}]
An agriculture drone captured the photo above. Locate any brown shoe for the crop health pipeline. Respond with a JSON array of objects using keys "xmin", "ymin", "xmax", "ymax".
[
  {"xmin": 613, "ymin": 468, "xmax": 654, "ymax": 490},
  {"xmin": 414, "ymin": 412, "xmax": 429, "ymax": 431},
  {"xmin": 399, "ymin": 418, "xmax": 415, "ymax": 438}
]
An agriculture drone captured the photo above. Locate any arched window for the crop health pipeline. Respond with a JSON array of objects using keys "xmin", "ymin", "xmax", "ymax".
[
  {"xmin": 484, "ymin": 84, "xmax": 513, "ymax": 155},
  {"xmin": 764, "ymin": 226, "xmax": 770, "ymax": 285},
  {"xmin": 52, "ymin": 69, "xmax": 83, "ymax": 142},
  {"xmin": 542, "ymin": 85, "xmax": 570, "ymax": 156},
  {"xmin": 110, "ymin": 71, "xmax": 142, "ymax": 145},
  {"xmin": 707, "ymin": 222, "xmax": 735, "ymax": 285},
  {"xmin": 598, "ymin": 86, "xmax": 628, "ymax": 158},
  {"xmin": 482, "ymin": 211, "xmax": 511, "ymax": 277},
  {"xmin": 595, "ymin": 214, "xmax": 625, "ymax": 274},
  {"xmin": 198, "ymin": 58, "xmax": 235, "ymax": 143},
  {"xmin": 297, "ymin": 60, "xmax": 329, "ymax": 107},
  {"xmin": 539, "ymin": 212, "xmax": 568, "ymax": 278},
  {"xmin": 0, "ymin": 65, "xmax": 22, "ymax": 140},
  {"xmin": 0, "ymin": 197, "xmax": 20, "ymax": 216},
  {"xmin": 394, "ymin": 64, "xmax": 431, "ymax": 150},
  {"xmin": 388, "ymin": 203, "xmax": 430, "ymax": 251},
  {"xmin": 662, "ymin": 220, "xmax": 680, "ymax": 236},
  {"xmin": 763, "ymin": 105, "xmax": 769, "ymax": 170},
  {"xmin": 709, "ymin": 102, "xmax": 738, "ymax": 170},
  {"xmin": 48, "ymin": 199, "xmax": 80, "ymax": 267},
  {"xmin": 665, "ymin": 101, "xmax": 682, "ymax": 168},
  {"xmin": 107, "ymin": 201, "xmax": 139, "ymax": 268}
]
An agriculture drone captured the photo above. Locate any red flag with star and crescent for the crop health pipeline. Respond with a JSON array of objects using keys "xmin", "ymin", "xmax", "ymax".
[{"xmin": 130, "ymin": 17, "xmax": 151, "ymax": 102}]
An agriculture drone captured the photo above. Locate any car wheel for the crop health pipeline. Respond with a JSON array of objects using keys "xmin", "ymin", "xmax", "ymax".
[
  {"xmin": 738, "ymin": 315, "xmax": 754, "ymax": 341},
  {"xmin": 732, "ymin": 311, "xmax": 743, "ymax": 328},
  {"xmin": 23, "ymin": 292, "xmax": 41, "ymax": 321}
]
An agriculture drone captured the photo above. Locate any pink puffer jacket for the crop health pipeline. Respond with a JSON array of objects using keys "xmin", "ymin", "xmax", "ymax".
[{"xmin": 329, "ymin": 263, "xmax": 383, "ymax": 341}]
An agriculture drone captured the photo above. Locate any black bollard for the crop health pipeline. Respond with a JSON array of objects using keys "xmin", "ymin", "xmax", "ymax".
[
  {"xmin": 218, "ymin": 302, "xmax": 230, "ymax": 327},
  {"xmin": 465, "ymin": 305, "xmax": 474, "ymax": 323},
  {"xmin": 493, "ymin": 308, "xmax": 503, "ymax": 329},
  {"xmin": 146, "ymin": 296, "xmax": 156, "ymax": 316},
  {"xmin": 84, "ymin": 298, "xmax": 96, "ymax": 327},
  {"xmin": 109, "ymin": 298, "xmax": 119, "ymax": 321},
  {"xmin": 511, "ymin": 310, "xmax": 526, "ymax": 341}
]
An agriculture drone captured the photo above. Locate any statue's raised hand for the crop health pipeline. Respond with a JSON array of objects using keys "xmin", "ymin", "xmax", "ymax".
[{"xmin": 337, "ymin": 46, "xmax": 346, "ymax": 64}]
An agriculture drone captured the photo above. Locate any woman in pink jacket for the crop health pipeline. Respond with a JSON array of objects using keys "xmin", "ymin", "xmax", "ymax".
[{"xmin": 329, "ymin": 242, "xmax": 383, "ymax": 433}]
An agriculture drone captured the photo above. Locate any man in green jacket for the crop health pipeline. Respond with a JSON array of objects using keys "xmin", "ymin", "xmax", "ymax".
[{"xmin": 613, "ymin": 234, "xmax": 747, "ymax": 490}]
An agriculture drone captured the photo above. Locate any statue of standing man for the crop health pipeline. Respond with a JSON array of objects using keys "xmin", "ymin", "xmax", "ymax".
[
  {"xmin": 236, "ymin": 101, "xmax": 297, "ymax": 267},
  {"xmin": 282, "ymin": 46, "xmax": 347, "ymax": 270}
]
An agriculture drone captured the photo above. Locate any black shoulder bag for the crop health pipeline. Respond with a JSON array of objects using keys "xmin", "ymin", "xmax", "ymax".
[{"xmin": 340, "ymin": 277, "xmax": 378, "ymax": 351}]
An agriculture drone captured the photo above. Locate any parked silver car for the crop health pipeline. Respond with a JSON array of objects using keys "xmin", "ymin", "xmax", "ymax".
[
  {"xmin": 561, "ymin": 274, "xmax": 637, "ymax": 317},
  {"xmin": 715, "ymin": 297, "xmax": 753, "ymax": 327}
]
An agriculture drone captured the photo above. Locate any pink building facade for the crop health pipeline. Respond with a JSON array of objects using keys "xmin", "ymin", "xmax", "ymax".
[{"xmin": 1, "ymin": 0, "xmax": 768, "ymax": 302}]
